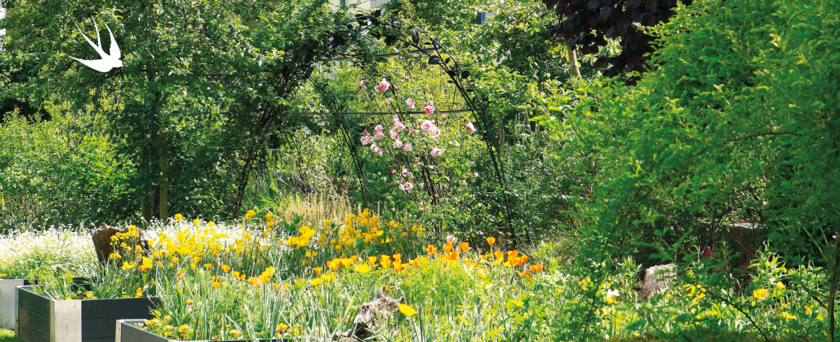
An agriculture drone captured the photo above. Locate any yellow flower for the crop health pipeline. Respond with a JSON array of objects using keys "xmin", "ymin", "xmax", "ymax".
[
  {"xmin": 208, "ymin": 221, "xmax": 215, "ymax": 227},
  {"xmin": 427, "ymin": 245, "xmax": 436, "ymax": 254},
  {"xmin": 776, "ymin": 281, "xmax": 786, "ymax": 290},
  {"xmin": 204, "ymin": 263, "xmax": 213, "ymax": 270},
  {"xmin": 193, "ymin": 219, "xmax": 200, "ymax": 226},
  {"xmin": 753, "ymin": 288, "xmax": 769, "ymax": 300},
  {"xmin": 314, "ymin": 267, "xmax": 322, "ymax": 276},
  {"xmin": 142, "ymin": 257, "xmax": 153, "ymax": 270},
  {"xmin": 178, "ymin": 324, "xmax": 188, "ymax": 333},
  {"xmin": 222, "ymin": 264, "xmax": 230, "ymax": 272},
  {"xmin": 121, "ymin": 261, "xmax": 136, "ymax": 270},
  {"xmin": 310, "ymin": 278, "xmax": 324, "ymax": 287},
  {"xmin": 230, "ymin": 330, "xmax": 242, "ymax": 337},
  {"xmin": 135, "ymin": 287, "xmax": 143, "ymax": 297},
  {"xmin": 175, "ymin": 213, "xmax": 183, "ymax": 221},
  {"xmin": 486, "ymin": 237, "xmax": 496, "ymax": 246},
  {"xmin": 0, "ymin": 273, "xmax": 7, "ymax": 278},
  {"xmin": 398, "ymin": 303, "xmax": 417, "ymax": 316},
  {"xmin": 278, "ymin": 323, "xmax": 289, "ymax": 333},
  {"xmin": 355, "ymin": 264, "xmax": 372, "ymax": 273},
  {"xmin": 192, "ymin": 256, "xmax": 201, "ymax": 264},
  {"xmin": 779, "ymin": 311, "xmax": 796, "ymax": 320},
  {"xmin": 212, "ymin": 282, "xmax": 221, "ymax": 288},
  {"xmin": 232, "ymin": 271, "xmax": 241, "ymax": 279}
]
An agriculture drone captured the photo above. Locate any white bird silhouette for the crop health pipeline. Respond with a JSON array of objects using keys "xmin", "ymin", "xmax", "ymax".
[{"xmin": 68, "ymin": 19, "xmax": 122, "ymax": 73}]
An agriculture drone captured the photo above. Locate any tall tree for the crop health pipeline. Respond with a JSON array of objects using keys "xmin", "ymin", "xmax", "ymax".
[{"xmin": 0, "ymin": 0, "xmax": 357, "ymax": 220}]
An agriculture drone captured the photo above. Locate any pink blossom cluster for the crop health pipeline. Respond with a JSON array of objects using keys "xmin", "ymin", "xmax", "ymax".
[{"xmin": 375, "ymin": 78, "xmax": 390, "ymax": 93}]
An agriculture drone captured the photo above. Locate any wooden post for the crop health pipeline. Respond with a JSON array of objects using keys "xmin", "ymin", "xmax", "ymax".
[
  {"xmin": 158, "ymin": 133, "xmax": 169, "ymax": 220},
  {"xmin": 567, "ymin": 46, "xmax": 582, "ymax": 80}
]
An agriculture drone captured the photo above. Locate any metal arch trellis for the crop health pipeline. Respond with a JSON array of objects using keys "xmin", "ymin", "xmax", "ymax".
[{"xmin": 300, "ymin": 23, "xmax": 522, "ymax": 245}]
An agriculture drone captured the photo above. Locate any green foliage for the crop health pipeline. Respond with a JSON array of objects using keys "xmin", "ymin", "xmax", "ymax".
[
  {"xmin": 537, "ymin": 0, "xmax": 840, "ymax": 338},
  {"xmin": 0, "ymin": 113, "xmax": 135, "ymax": 229}
]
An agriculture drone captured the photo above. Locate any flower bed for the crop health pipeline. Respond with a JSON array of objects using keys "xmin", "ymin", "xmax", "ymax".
[{"xmin": 16, "ymin": 285, "xmax": 159, "ymax": 342}]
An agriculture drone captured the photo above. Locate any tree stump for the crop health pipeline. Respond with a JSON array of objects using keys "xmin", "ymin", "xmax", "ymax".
[
  {"xmin": 639, "ymin": 264, "xmax": 677, "ymax": 301},
  {"xmin": 92, "ymin": 225, "xmax": 150, "ymax": 264},
  {"xmin": 338, "ymin": 287, "xmax": 405, "ymax": 341}
]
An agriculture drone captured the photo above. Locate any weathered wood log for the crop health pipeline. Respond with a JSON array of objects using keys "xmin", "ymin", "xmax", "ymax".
[
  {"xmin": 92, "ymin": 224, "xmax": 150, "ymax": 264},
  {"xmin": 338, "ymin": 287, "xmax": 405, "ymax": 341},
  {"xmin": 639, "ymin": 264, "xmax": 677, "ymax": 301}
]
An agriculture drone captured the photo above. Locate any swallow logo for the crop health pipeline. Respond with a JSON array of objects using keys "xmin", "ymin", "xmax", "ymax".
[{"xmin": 69, "ymin": 19, "xmax": 122, "ymax": 73}]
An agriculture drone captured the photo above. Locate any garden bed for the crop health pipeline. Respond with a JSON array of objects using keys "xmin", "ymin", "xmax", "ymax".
[
  {"xmin": 0, "ymin": 278, "xmax": 32, "ymax": 330},
  {"xmin": 116, "ymin": 319, "xmax": 288, "ymax": 342},
  {"xmin": 16, "ymin": 285, "xmax": 159, "ymax": 342}
]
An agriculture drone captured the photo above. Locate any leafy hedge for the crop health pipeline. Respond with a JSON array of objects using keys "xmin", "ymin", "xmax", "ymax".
[{"xmin": 541, "ymin": 0, "xmax": 840, "ymax": 268}]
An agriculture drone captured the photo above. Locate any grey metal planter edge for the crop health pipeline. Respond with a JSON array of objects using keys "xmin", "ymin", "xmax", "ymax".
[
  {"xmin": 16, "ymin": 285, "xmax": 83, "ymax": 342},
  {"xmin": 116, "ymin": 319, "xmax": 181, "ymax": 342},
  {"xmin": 17, "ymin": 285, "xmax": 161, "ymax": 342},
  {"xmin": 116, "ymin": 319, "xmax": 290, "ymax": 342},
  {"xmin": 1, "ymin": 279, "xmax": 28, "ymax": 330}
]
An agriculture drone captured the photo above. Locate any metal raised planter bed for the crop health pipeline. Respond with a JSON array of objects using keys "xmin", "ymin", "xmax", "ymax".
[
  {"xmin": 116, "ymin": 319, "xmax": 288, "ymax": 342},
  {"xmin": 16, "ymin": 285, "xmax": 160, "ymax": 342},
  {"xmin": 1, "ymin": 278, "xmax": 33, "ymax": 330}
]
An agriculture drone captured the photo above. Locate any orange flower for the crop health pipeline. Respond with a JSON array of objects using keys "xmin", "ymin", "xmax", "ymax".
[
  {"xmin": 186, "ymin": 300, "xmax": 193, "ymax": 306},
  {"xmin": 192, "ymin": 256, "xmax": 201, "ymax": 264},
  {"xmin": 203, "ymin": 263, "xmax": 213, "ymax": 270},
  {"xmin": 529, "ymin": 264, "xmax": 544, "ymax": 273},
  {"xmin": 480, "ymin": 253, "xmax": 490, "ymax": 261},
  {"xmin": 494, "ymin": 250, "xmax": 504, "ymax": 259},
  {"xmin": 232, "ymin": 271, "xmax": 241, "ymax": 279},
  {"xmin": 327, "ymin": 259, "xmax": 341, "ymax": 270},
  {"xmin": 221, "ymin": 265, "xmax": 230, "ymax": 272},
  {"xmin": 368, "ymin": 256, "xmax": 377, "ymax": 266},
  {"xmin": 239, "ymin": 273, "xmax": 247, "ymax": 280},
  {"xmin": 443, "ymin": 245, "xmax": 453, "ymax": 253},
  {"xmin": 381, "ymin": 258, "xmax": 392, "ymax": 268},
  {"xmin": 486, "ymin": 237, "xmax": 496, "ymax": 246},
  {"xmin": 459, "ymin": 242, "xmax": 469, "ymax": 251},
  {"xmin": 212, "ymin": 282, "xmax": 221, "ymax": 288},
  {"xmin": 426, "ymin": 245, "xmax": 437, "ymax": 254},
  {"xmin": 340, "ymin": 258, "xmax": 354, "ymax": 268},
  {"xmin": 314, "ymin": 267, "xmax": 322, "ymax": 276}
]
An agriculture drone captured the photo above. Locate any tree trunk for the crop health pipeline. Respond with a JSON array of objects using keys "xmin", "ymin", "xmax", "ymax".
[
  {"xmin": 829, "ymin": 230, "xmax": 840, "ymax": 342},
  {"xmin": 567, "ymin": 46, "xmax": 582, "ymax": 80},
  {"xmin": 158, "ymin": 133, "xmax": 169, "ymax": 220}
]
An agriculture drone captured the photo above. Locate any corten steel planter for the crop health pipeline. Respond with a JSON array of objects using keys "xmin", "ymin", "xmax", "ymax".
[
  {"xmin": 16, "ymin": 285, "xmax": 160, "ymax": 342},
  {"xmin": 1, "ymin": 279, "xmax": 33, "ymax": 329},
  {"xmin": 116, "ymin": 319, "xmax": 289, "ymax": 342}
]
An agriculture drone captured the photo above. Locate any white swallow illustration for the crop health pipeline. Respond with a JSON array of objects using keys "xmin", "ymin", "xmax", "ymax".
[{"xmin": 69, "ymin": 20, "xmax": 122, "ymax": 73}]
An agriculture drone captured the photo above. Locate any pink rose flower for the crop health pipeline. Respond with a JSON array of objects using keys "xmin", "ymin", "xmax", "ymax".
[
  {"xmin": 403, "ymin": 143, "xmax": 413, "ymax": 151},
  {"xmin": 431, "ymin": 148, "xmax": 443, "ymax": 157},
  {"xmin": 389, "ymin": 129, "xmax": 399, "ymax": 140},
  {"xmin": 391, "ymin": 169, "xmax": 396, "ymax": 173},
  {"xmin": 424, "ymin": 101, "xmax": 435, "ymax": 114},
  {"xmin": 360, "ymin": 134, "xmax": 371, "ymax": 145},
  {"xmin": 393, "ymin": 140, "xmax": 403, "ymax": 148},
  {"xmin": 467, "ymin": 122, "xmax": 476, "ymax": 133},
  {"xmin": 404, "ymin": 74, "xmax": 409, "ymax": 80},
  {"xmin": 472, "ymin": 172, "xmax": 478, "ymax": 177},
  {"xmin": 406, "ymin": 98, "xmax": 415, "ymax": 109},
  {"xmin": 420, "ymin": 120, "xmax": 435, "ymax": 132},
  {"xmin": 360, "ymin": 80, "xmax": 367, "ymax": 89},
  {"xmin": 375, "ymin": 125, "xmax": 384, "ymax": 132},
  {"xmin": 394, "ymin": 121, "xmax": 406, "ymax": 130},
  {"xmin": 374, "ymin": 78, "xmax": 390, "ymax": 93},
  {"xmin": 373, "ymin": 132, "xmax": 385, "ymax": 140},
  {"xmin": 387, "ymin": 97, "xmax": 394, "ymax": 103},
  {"xmin": 400, "ymin": 182, "xmax": 414, "ymax": 191}
]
